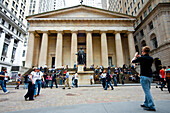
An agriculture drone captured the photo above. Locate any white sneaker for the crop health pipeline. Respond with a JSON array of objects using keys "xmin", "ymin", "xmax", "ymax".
[{"xmin": 5, "ymin": 91, "xmax": 10, "ymax": 94}]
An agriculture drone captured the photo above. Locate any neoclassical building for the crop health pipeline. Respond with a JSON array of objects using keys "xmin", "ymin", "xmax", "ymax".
[{"xmin": 25, "ymin": 5, "xmax": 136, "ymax": 69}]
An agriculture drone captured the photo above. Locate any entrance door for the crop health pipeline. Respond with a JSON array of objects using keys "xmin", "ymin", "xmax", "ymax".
[
  {"xmin": 108, "ymin": 57, "xmax": 112, "ymax": 67},
  {"xmin": 52, "ymin": 57, "xmax": 55, "ymax": 68}
]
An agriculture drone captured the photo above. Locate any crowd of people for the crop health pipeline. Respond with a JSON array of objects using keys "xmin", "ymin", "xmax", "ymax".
[{"xmin": 1, "ymin": 46, "xmax": 170, "ymax": 111}]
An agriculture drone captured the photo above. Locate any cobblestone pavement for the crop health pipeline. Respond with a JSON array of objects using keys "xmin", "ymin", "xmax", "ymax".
[{"xmin": 0, "ymin": 86, "xmax": 170, "ymax": 113}]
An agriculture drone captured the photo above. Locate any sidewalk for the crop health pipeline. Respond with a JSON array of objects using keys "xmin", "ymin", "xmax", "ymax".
[
  {"xmin": 6, "ymin": 83, "xmax": 157, "ymax": 88},
  {"xmin": 6, "ymin": 100, "xmax": 170, "ymax": 113}
]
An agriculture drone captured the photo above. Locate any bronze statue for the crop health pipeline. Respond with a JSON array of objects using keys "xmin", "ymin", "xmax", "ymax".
[{"xmin": 76, "ymin": 47, "xmax": 85, "ymax": 65}]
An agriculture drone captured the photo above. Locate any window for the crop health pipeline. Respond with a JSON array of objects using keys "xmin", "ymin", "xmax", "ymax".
[
  {"xmin": 141, "ymin": 40, "xmax": 146, "ymax": 47},
  {"xmin": 1, "ymin": 19, "xmax": 5, "ymax": 25},
  {"xmin": 12, "ymin": 27, "xmax": 14, "ymax": 32},
  {"xmin": 128, "ymin": 7, "xmax": 130, "ymax": 12},
  {"xmin": 12, "ymin": 1, "xmax": 15, "ymax": 7},
  {"xmin": 127, "ymin": 0, "xmax": 129, "ymax": 3},
  {"xmin": 130, "ymin": 2, "xmax": 133, "ymax": 8},
  {"xmin": 11, "ymin": 47, "xmax": 16, "ymax": 59},
  {"xmin": 138, "ymin": 2, "xmax": 140, "ymax": 9},
  {"xmin": 8, "ymin": 24, "xmax": 11, "ymax": 30},
  {"xmin": 134, "ymin": 36, "xmax": 137, "ymax": 43},
  {"xmin": 140, "ymin": 16, "xmax": 143, "ymax": 22},
  {"xmin": 2, "ymin": 43, "xmax": 8, "ymax": 56},
  {"xmin": 132, "ymin": 12, "xmax": 134, "ymax": 16},
  {"xmin": 135, "ymin": 45, "xmax": 139, "ymax": 53},
  {"xmin": 5, "ymin": 2, "xmax": 8, "ymax": 8},
  {"xmin": 137, "ymin": 20, "xmax": 139, "ymax": 25},
  {"xmin": 133, "ymin": 0, "xmax": 136, "ymax": 4},
  {"xmin": 0, "ymin": 0, "xmax": 4, "ymax": 3},
  {"xmin": 125, "ymin": 2, "xmax": 126, "ymax": 7},
  {"xmin": 149, "ymin": 21, "xmax": 153, "ymax": 30},
  {"xmin": 16, "ymin": 5, "xmax": 18, "ymax": 10},
  {"xmin": 144, "ymin": 10, "xmax": 147, "ymax": 18},
  {"xmin": 140, "ymin": 29, "xmax": 144, "ymax": 37},
  {"xmin": 152, "ymin": 38, "xmax": 158, "ymax": 49},
  {"xmin": 20, "ymin": 10, "xmax": 22, "ymax": 14},
  {"xmin": 148, "ymin": 5, "xmax": 152, "ymax": 13},
  {"xmin": 22, "ymin": 50, "xmax": 25, "ymax": 57},
  {"xmin": 134, "ymin": 7, "xmax": 137, "ymax": 14},
  {"xmin": 15, "ymin": 11, "xmax": 17, "ymax": 16},
  {"xmin": 141, "ymin": 0, "xmax": 144, "ymax": 4},
  {"xmin": 126, "ymin": 11, "xmax": 128, "ymax": 14},
  {"xmin": 11, "ymin": 8, "xmax": 14, "ymax": 13}
]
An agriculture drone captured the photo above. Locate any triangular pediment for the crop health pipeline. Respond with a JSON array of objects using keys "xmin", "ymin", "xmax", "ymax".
[{"xmin": 27, "ymin": 5, "xmax": 136, "ymax": 20}]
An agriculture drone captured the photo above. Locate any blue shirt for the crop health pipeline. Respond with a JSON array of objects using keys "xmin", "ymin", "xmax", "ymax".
[{"xmin": 66, "ymin": 72, "xmax": 69, "ymax": 78}]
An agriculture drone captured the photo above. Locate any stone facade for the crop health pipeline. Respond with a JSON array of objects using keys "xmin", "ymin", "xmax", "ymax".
[{"xmin": 25, "ymin": 5, "xmax": 136, "ymax": 69}]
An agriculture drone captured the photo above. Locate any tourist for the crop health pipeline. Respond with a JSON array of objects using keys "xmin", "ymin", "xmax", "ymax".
[
  {"xmin": 15, "ymin": 74, "xmax": 22, "ymax": 89},
  {"xmin": 34, "ymin": 68, "xmax": 44, "ymax": 97},
  {"xmin": 63, "ymin": 70, "xmax": 71, "ymax": 89},
  {"xmin": 83, "ymin": 64, "xmax": 86, "ymax": 71},
  {"xmin": 44, "ymin": 64, "xmax": 47, "ymax": 73},
  {"xmin": 108, "ymin": 66, "xmax": 111, "ymax": 74},
  {"xmin": 24, "ymin": 73, "xmax": 35, "ymax": 101},
  {"xmin": 0, "ymin": 67, "xmax": 10, "ymax": 94},
  {"xmin": 74, "ymin": 73, "xmax": 78, "ymax": 88},
  {"xmin": 90, "ymin": 64, "xmax": 94, "ymax": 71},
  {"xmin": 105, "ymin": 71, "xmax": 114, "ymax": 90},
  {"xmin": 121, "ymin": 72, "xmax": 125, "ymax": 85},
  {"xmin": 4, "ymin": 70, "xmax": 9, "ymax": 88},
  {"xmin": 165, "ymin": 66, "xmax": 170, "ymax": 93},
  {"xmin": 159, "ymin": 66, "xmax": 166, "ymax": 91},
  {"xmin": 90, "ymin": 75, "xmax": 93, "ymax": 85},
  {"xmin": 48, "ymin": 74, "xmax": 52, "ymax": 89},
  {"xmin": 132, "ymin": 46, "xmax": 156, "ymax": 111},
  {"xmin": 112, "ymin": 72, "xmax": 117, "ymax": 86},
  {"xmin": 43, "ymin": 73, "xmax": 48, "ymax": 88},
  {"xmin": 74, "ymin": 62, "xmax": 77, "ymax": 69},
  {"xmin": 72, "ymin": 74, "xmax": 75, "ymax": 88},
  {"xmin": 51, "ymin": 72, "xmax": 58, "ymax": 88},
  {"xmin": 59, "ymin": 71, "xmax": 63, "ymax": 85},
  {"xmin": 101, "ymin": 70, "xmax": 107, "ymax": 88},
  {"xmin": 23, "ymin": 74, "xmax": 29, "ymax": 89}
]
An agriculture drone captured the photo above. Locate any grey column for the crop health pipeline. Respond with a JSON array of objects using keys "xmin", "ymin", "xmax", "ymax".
[
  {"xmin": 127, "ymin": 32, "xmax": 136, "ymax": 61},
  {"xmin": 71, "ymin": 31, "xmax": 77, "ymax": 68},
  {"xmin": 86, "ymin": 31, "xmax": 93, "ymax": 68},
  {"xmin": 101, "ymin": 31, "xmax": 108, "ymax": 68}
]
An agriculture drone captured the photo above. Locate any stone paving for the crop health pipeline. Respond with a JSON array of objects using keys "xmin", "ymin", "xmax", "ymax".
[{"xmin": 0, "ymin": 85, "xmax": 170, "ymax": 113}]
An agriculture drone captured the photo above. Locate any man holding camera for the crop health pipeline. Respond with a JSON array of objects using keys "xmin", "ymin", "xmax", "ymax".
[{"xmin": 131, "ymin": 46, "xmax": 156, "ymax": 111}]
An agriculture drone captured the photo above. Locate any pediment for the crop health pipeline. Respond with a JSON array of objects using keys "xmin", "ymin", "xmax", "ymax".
[{"xmin": 27, "ymin": 5, "xmax": 136, "ymax": 20}]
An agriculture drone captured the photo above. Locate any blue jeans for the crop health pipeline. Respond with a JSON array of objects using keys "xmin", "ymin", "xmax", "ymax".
[
  {"xmin": 140, "ymin": 76, "xmax": 155, "ymax": 109},
  {"xmin": 105, "ymin": 81, "xmax": 113, "ymax": 90},
  {"xmin": 34, "ymin": 80, "xmax": 41, "ymax": 95},
  {"xmin": 113, "ymin": 78, "xmax": 117, "ymax": 86},
  {"xmin": 49, "ymin": 81, "xmax": 52, "ymax": 87},
  {"xmin": 23, "ymin": 83, "xmax": 28, "ymax": 89},
  {"xmin": 0, "ymin": 80, "xmax": 7, "ymax": 92}
]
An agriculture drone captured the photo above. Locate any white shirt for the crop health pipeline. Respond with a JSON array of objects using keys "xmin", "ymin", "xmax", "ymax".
[
  {"xmin": 90, "ymin": 75, "xmax": 93, "ymax": 79},
  {"xmin": 31, "ymin": 71, "xmax": 43, "ymax": 83},
  {"xmin": 4, "ymin": 73, "xmax": 8, "ymax": 80},
  {"xmin": 75, "ymin": 73, "xmax": 78, "ymax": 79},
  {"xmin": 101, "ymin": 73, "xmax": 106, "ymax": 78}
]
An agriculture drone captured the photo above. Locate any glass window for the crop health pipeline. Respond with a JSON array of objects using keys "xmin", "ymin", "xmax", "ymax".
[
  {"xmin": 11, "ymin": 8, "xmax": 14, "ymax": 13},
  {"xmin": 140, "ymin": 16, "xmax": 143, "ymax": 22},
  {"xmin": 132, "ymin": 12, "xmax": 134, "ymax": 16},
  {"xmin": 130, "ymin": 2, "xmax": 133, "ymax": 8},
  {"xmin": 12, "ymin": 27, "xmax": 14, "ymax": 32},
  {"xmin": 125, "ymin": 2, "xmax": 126, "ymax": 7},
  {"xmin": 144, "ymin": 10, "xmax": 147, "ymax": 18},
  {"xmin": 0, "ymin": 0, "xmax": 4, "ymax": 3},
  {"xmin": 127, "ymin": 0, "xmax": 129, "ymax": 3},
  {"xmin": 149, "ymin": 21, "xmax": 153, "ymax": 30},
  {"xmin": 12, "ymin": 1, "xmax": 15, "ymax": 7},
  {"xmin": 22, "ymin": 50, "xmax": 25, "ymax": 57},
  {"xmin": 140, "ymin": 29, "xmax": 144, "ymax": 37},
  {"xmin": 11, "ymin": 48, "xmax": 16, "ymax": 59},
  {"xmin": 5, "ymin": 2, "xmax": 8, "ymax": 8},
  {"xmin": 148, "ymin": 5, "xmax": 152, "ymax": 13},
  {"xmin": 8, "ymin": 24, "xmax": 11, "ymax": 29},
  {"xmin": 141, "ymin": 0, "xmax": 144, "ymax": 4},
  {"xmin": 16, "ymin": 5, "xmax": 18, "ymax": 10},
  {"xmin": 133, "ymin": 0, "xmax": 136, "ymax": 4},
  {"xmin": 138, "ymin": 2, "xmax": 140, "ymax": 9},
  {"xmin": 2, "ymin": 43, "xmax": 8, "ymax": 56},
  {"xmin": 128, "ymin": 7, "xmax": 130, "ymax": 12},
  {"xmin": 1, "ymin": 19, "xmax": 5, "ymax": 25},
  {"xmin": 152, "ymin": 38, "xmax": 158, "ymax": 49},
  {"xmin": 134, "ymin": 7, "xmax": 137, "ymax": 14}
]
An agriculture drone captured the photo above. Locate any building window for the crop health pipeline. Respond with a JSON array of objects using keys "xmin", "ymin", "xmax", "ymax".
[
  {"xmin": 12, "ymin": 1, "xmax": 15, "ymax": 7},
  {"xmin": 11, "ymin": 8, "xmax": 14, "ymax": 13},
  {"xmin": 1, "ymin": 19, "xmax": 5, "ymax": 25},
  {"xmin": 140, "ymin": 29, "xmax": 144, "ymax": 37},
  {"xmin": 15, "ymin": 11, "xmax": 17, "ymax": 16},
  {"xmin": 125, "ymin": 2, "xmax": 126, "ymax": 7},
  {"xmin": 133, "ymin": 0, "xmax": 136, "ymax": 4},
  {"xmin": 140, "ymin": 16, "xmax": 143, "ymax": 22},
  {"xmin": 134, "ymin": 36, "xmax": 137, "ymax": 43},
  {"xmin": 138, "ymin": 2, "xmax": 140, "ymax": 9},
  {"xmin": 141, "ymin": 40, "xmax": 146, "ymax": 48},
  {"xmin": 11, "ymin": 47, "xmax": 16, "ymax": 59},
  {"xmin": 149, "ymin": 21, "xmax": 153, "ymax": 30},
  {"xmin": 148, "ymin": 5, "xmax": 152, "ymax": 13},
  {"xmin": 5, "ymin": 2, "xmax": 8, "ymax": 8},
  {"xmin": 132, "ymin": 11, "xmax": 134, "ymax": 16},
  {"xmin": 2, "ymin": 43, "xmax": 8, "ymax": 56},
  {"xmin": 0, "ymin": 0, "xmax": 4, "ymax": 3},
  {"xmin": 134, "ymin": 7, "xmax": 137, "ymax": 14},
  {"xmin": 22, "ymin": 61, "xmax": 25, "ymax": 66},
  {"xmin": 141, "ymin": 0, "xmax": 144, "ymax": 4},
  {"xmin": 8, "ymin": 24, "xmax": 11, "ymax": 30},
  {"xmin": 127, "ymin": 0, "xmax": 129, "ymax": 3},
  {"xmin": 152, "ymin": 38, "xmax": 158, "ymax": 49},
  {"xmin": 126, "ymin": 11, "xmax": 128, "ymax": 14},
  {"xmin": 144, "ymin": 10, "xmax": 147, "ymax": 18},
  {"xmin": 128, "ymin": 7, "xmax": 130, "ymax": 12},
  {"xmin": 137, "ymin": 20, "xmax": 139, "ymax": 25},
  {"xmin": 135, "ymin": 45, "xmax": 139, "ymax": 52},
  {"xmin": 130, "ymin": 2, "xmax": 133, "ymax": 8},
  {"xmin": 16, "ymin": 5, "xmax": 18, "ymax": 10},
  {"xmin": 22, "ymin": 50, "xmax": 25, "ymax": 57},
  {"xmin": 12, "ymin": 27, "xmax": 14, "ymax": 32}
]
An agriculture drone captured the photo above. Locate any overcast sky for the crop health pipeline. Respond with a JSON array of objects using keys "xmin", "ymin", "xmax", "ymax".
[{"xmin": 65, "ymin": 0, "xmax": 81, "ymax": 7}]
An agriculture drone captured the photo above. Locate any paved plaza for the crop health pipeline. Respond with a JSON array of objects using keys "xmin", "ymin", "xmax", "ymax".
[{"xmin": 0, "ymin": 85, "xmax": 170, "ymax": 113}]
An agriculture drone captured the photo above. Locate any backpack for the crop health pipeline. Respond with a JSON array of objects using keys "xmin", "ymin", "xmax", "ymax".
[{"xmin": 166, "ymin": 69, "xmax": 170, "ymax": 78}]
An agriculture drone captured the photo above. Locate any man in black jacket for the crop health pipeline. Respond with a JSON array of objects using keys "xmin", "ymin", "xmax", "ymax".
[
  {"xmin": 104, "ymin": 71, "xmax": 114, "ymax": 90},
  {"xmin": 131, "ymin": 46, "xmax": 156, "ymax": 111}
]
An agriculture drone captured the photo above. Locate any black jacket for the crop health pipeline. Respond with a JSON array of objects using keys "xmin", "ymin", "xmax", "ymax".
[
  {"xmin": 106, "ymin": 73, "xmax": 111, "ymax": 82},
  {"xmin": 132, "ymin": 54, "xmax": 153, "ymax": 77}
]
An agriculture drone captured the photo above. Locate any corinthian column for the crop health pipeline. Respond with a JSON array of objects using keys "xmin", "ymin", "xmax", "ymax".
[
  {"xmin": 101, "ymin": 31, "xmax": 108, "ymax": 68},
  {"xmin": 71, "ymin": 31, "xmax": 77, "ymax": 68},
  {"xmin": 115, "ymin": 31, "xmax": 124, "ymax": 67},
  {"xmin": 38, "ymin": 31, "xmax": 48, "ymax": 67},
  {"xmin": 25, "ymin": 31, "xmax": 35, "ymax": 68},
  {"xmin": 127, "ymin": 32, "xmax": 136, "ymax": 61},
  {"xmin": 55, "ymin": 31, "xmax": 63, "ymax": 68},
  {"xmin": 86, "ymin": 31, "xmax": 93, "ymax": 68}
]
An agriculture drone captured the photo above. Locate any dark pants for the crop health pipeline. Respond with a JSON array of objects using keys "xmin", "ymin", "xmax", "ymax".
[
  {"xmin": 25, "ymin": 83, "xmax": 35, "ymax": 100},
  {"xmin": 160, "ymin": 78, "xmax": 166, "ymax": 88},
  {"xmin": 74, "ymin": 79, "xmax": 78, "ymax": 87},
  {"xmin": 167, "ymin": 78, "xmax": 170, "ymax": 92},
  {"xmin": 51, "ymin": 79, "xmax": 58, "ymax": 88},
  {"xmin": 101, "ymin": 78, "xmax": 106, "ymax": 88}
]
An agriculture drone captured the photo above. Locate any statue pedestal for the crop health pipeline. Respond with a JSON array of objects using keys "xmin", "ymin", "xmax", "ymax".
[{"xmin": 78, "ymin": 65, "xmax": 84, "ymax": 72}]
